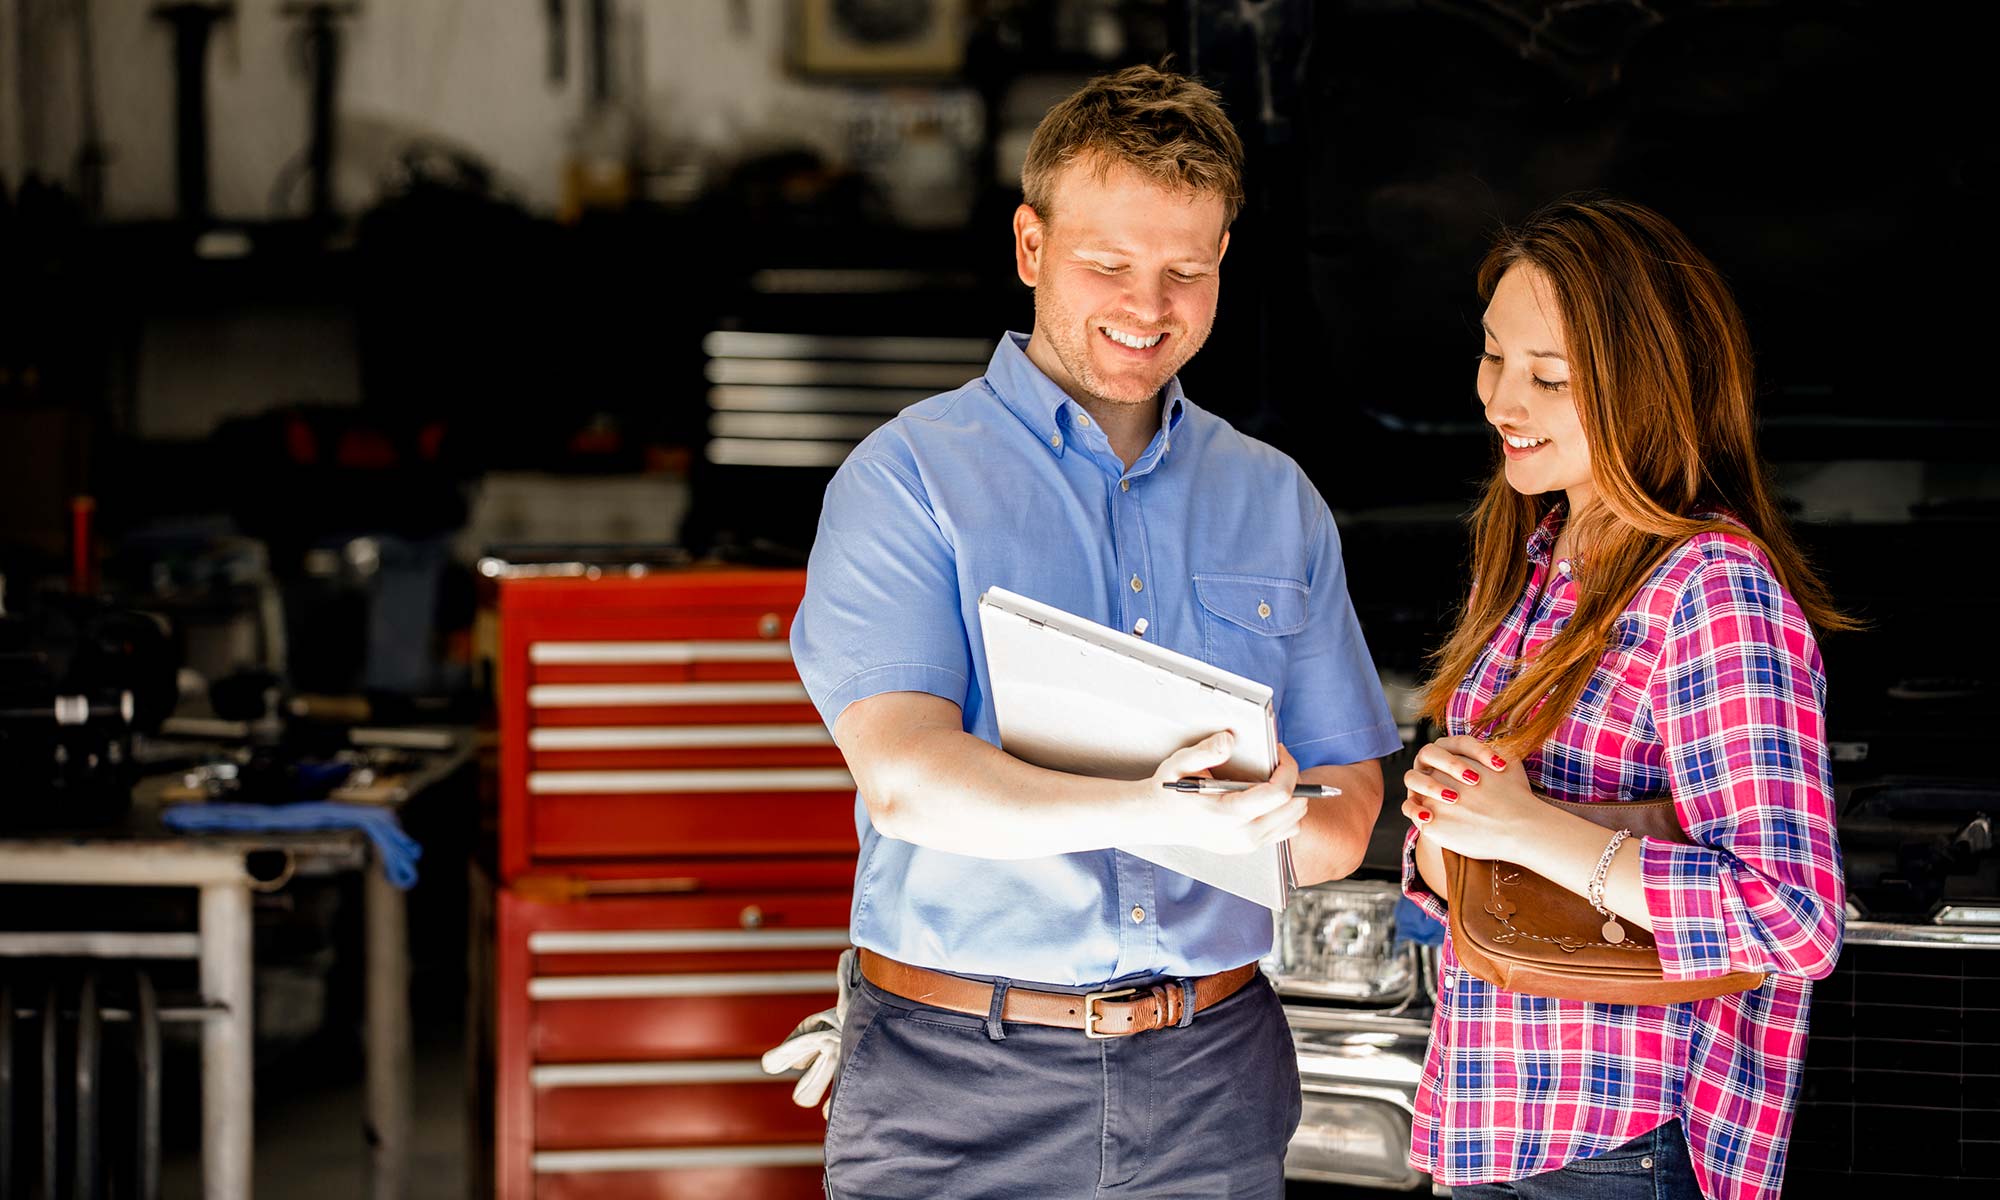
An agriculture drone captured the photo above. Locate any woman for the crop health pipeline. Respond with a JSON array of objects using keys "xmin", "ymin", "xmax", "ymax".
[{"xmin": 1399, "ymin": 195, "xmax": 1851, "ymax": 1200}]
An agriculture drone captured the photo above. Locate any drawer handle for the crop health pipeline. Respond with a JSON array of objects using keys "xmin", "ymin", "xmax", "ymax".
[
  {"xmin": 528, "ymin": 682, "xmax": 809, "ymax": 708},
  {"xmin": 529, "ymin": 970, "xmax": 837, "ymax": 1000},
  {"xmin": 534, "ymin": 1144, "xmax": 824, "ymax": 1173},
  {"xmin": 513, "ymin": 877, "xmax": 701, "ymax": 903},
  {"xmin": 529, "ymin": 724, "xmax": 834, "ymax": 751},
  {"xmin": 527, "ymin": 768, "xmax": 855, "ymax": 794},
  {"xmin": 527, "ymin": 929, "xmax": 850, "ymax": 954},
  {"xmin": 530, "ymin": 641, "xmax": 794, "ymax": 665},
  {"xmin": 531, "ymin": 1059, "xmax": 794, "ymax": 1087}
]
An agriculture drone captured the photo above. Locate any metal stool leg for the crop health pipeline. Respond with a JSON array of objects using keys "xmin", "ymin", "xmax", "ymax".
[
  {"xmin": 37, "ymin": 985, "xmax": 54, "ymax": 1200},
  {"xmin": 135, "ymin": 971, "xmax": 160, "ymax": 1200},
  {"xmin": 74, "ymin": 973, "xmax": 100, "ymax": 1200},
  {"xmin": 1, "ymin": 981, "xmax": 13, "ymax": 1200}
]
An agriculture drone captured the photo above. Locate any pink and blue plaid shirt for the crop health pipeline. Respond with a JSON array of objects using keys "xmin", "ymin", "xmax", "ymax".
[{"xmin": 1402, "ymin": 508, "xmax": 1844, "ymax": 1200}]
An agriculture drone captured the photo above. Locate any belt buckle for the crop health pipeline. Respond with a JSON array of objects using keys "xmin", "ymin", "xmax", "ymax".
[{"xmin": 1082, "ymin": 987, "xmax": 1138, "ymax": 1039}]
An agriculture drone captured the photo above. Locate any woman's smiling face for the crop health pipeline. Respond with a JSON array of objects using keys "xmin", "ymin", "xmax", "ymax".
[{"xmin": 1476, "ymin": 264, "xmax": 1595, "ymax": 514}]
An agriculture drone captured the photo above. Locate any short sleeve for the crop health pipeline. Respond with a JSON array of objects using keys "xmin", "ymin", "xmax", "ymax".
[
  {"xmin": 1278, "ymin": 500, "xmax": 1404, "ymax": 769},
  {"xmin": 791, "ymin": 453, "xmax": 972, "ymax": 729}
]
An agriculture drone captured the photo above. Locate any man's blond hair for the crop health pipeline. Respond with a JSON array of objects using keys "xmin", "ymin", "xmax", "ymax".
[{"xmin": 1021, "ymin": 64, "xmax": 1245, "ymax": 228}]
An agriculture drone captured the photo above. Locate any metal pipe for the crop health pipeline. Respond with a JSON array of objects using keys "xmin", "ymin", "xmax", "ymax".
[
  {"xmin": 0, "ymin": 933, "xmax": 201, "ymax": 959},
  {"xmin": 365, "ymin": 859, "xmax": 411, "ymax": 1199},
  {"xmin": 0, "ymin": 844, "xmax": 251, "ymax": 888},
  {"xmin": 198, "ymin": 883, "xmax": 252, "ymax": 1200}
]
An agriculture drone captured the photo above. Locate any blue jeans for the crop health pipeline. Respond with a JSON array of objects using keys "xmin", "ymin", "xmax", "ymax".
[
  {"xmin": 1452, "ymin": 1120, "xmax": 1702, "ymax": 1200},
  {"xmin": 823, "ymin": 960, "xmax": 1302, "ymax": 1199}
]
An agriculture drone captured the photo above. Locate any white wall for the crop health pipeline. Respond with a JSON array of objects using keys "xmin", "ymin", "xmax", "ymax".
[{"xmin": 5, "ymin": 0, "xmax": 929, "ymax": 221}]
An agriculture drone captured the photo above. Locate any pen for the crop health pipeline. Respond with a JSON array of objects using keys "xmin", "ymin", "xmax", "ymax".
[{"xmin": 1162, "ymin": 779, "xmax": 1342, "ymax": 798}]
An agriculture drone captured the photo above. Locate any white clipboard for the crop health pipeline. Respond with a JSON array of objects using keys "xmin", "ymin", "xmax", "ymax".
[{"xmin": 976, "ymin": 586, "xmax": 1293, "ymax": 910}]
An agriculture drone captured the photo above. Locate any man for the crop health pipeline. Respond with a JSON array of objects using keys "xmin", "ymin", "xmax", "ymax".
[{"xmin": 792, "ymin": 64, "xmax": 1400, "ymax": 1198}]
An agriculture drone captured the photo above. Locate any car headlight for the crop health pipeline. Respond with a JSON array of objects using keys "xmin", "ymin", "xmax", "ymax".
[{"xmin": 1264, "ymin": 879, "xmax": 1415, "ymax": 1003}]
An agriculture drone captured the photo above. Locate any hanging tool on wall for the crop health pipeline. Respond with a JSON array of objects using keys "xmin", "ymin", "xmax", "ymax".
[
  {"xmin": 546, "ymin": 0, "xmax": 567, "ymax": 84},
  {"xmin": 275, "ymin": 2, "xmax": 359, "ymax": 224},
  {"xmin": 73, "ymin": 0, "xmax": 110, "ymax": 216},
  {"xmin": 150, "ymin": 2, "xmax": 235, "ymax": 224}
]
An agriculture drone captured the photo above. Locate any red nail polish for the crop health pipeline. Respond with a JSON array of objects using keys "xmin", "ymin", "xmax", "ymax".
[
  {"xmin": 1491, "ymin": 755, "xmax": 1506, "ymax": 768},
  {"xmin": 1440, "ymin": 789, "xmax": 1459, "ymax": 802},
  {"xmin": 1416, "ymin": 809, "xmax": 1433, "ymax": 823},
  {"xmin": 1463, "ymin": 769, "xmax": 1480, "ymax": 784}
]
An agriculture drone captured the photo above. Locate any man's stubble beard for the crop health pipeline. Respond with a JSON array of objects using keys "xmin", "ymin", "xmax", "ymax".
[{"xmin": 1034, "ymin": 285, "xmax": 1213, "ymax": 411}]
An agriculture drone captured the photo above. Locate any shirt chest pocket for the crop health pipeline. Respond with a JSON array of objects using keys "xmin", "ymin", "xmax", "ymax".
[{"xmin": 1192, "ymin": 573, "xmax": 1309, "ymax": 691}]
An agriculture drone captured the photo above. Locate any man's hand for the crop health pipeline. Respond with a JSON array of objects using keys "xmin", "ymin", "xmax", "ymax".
[{"xmin": 1146, "ymin": 733, "xmax": 1307, "ymax": 855}]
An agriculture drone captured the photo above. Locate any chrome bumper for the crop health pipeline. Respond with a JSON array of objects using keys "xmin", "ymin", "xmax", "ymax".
[{"xmin": 1281, "ymin": 1003, "xmax": 1443, "ymax": 1194}]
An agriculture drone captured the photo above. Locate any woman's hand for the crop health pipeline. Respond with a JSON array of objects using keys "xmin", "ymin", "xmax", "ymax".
[{"xmin": 1399, "ymin": 735, "xmax": 1546, "ymax": 863}]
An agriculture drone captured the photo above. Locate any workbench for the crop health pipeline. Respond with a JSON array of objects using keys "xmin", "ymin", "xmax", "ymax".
[{"xmin": 0, "ymin": 731, "xmax": 472, "ymax": 1199}]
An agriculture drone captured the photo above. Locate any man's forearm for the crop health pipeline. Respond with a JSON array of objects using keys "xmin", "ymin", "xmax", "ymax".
[
  {"xmin": 843, "ymin": 709, "xmax": 1147, "ymax": 859},
  {"xmin": 1288, "ymin": 760, "xmax": 1384, "ymax": 885}
]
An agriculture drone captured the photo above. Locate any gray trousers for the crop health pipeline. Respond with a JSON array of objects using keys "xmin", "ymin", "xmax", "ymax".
[{"xmin": 823, "ymin": 959, "xmax": 1302, "ymax": 1200}]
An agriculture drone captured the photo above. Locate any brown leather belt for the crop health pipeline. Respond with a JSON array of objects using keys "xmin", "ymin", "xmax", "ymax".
[{"xmin": 857, "ymin": 948, "xmax": 1259, "ymax": 1039}]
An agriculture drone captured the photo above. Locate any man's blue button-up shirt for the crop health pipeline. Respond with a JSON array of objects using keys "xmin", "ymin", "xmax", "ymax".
[{"xmin": 792, "ymin": 333, "xmax": 1401, "ymax": 986}]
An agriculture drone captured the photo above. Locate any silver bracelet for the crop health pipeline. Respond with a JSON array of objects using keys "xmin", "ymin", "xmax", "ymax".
[{"xmin": 1588, "ymin": 828, "xmax": 1633, "ymax": 944}]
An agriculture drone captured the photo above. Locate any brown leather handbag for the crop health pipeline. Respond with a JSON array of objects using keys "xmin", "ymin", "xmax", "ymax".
[{"xmin": 1443, "ymin": 796, "xmax": 1768, "ymax": 1004}]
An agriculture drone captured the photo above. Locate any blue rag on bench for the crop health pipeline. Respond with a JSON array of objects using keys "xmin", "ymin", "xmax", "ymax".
[{"xmin": 162, "ymin": 802, "xmax": 423, "ymax": 889}]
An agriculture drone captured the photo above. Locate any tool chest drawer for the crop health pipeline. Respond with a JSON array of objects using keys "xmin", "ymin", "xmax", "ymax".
[
  {"xmin": 496, "ymin": 570, "xmax": 857, "ymax": 881},
  {"xmin": 494, "ymin": 880, "xmax": 849, "ymax": 1198}
]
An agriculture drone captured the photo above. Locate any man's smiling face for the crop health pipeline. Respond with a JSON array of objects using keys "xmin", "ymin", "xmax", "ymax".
[{"xmin": 1015, "ymin": 156, "xmax": 1229, "ymax": 411}]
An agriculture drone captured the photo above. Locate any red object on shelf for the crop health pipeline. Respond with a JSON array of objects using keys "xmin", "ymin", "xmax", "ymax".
[
  {"xmin": 488, "ymin": 569, "xmax": 855, "ymax": 1199},
  {"xmin": 70, "ymin": 495, "xmax": 96, "ymax": 594}
]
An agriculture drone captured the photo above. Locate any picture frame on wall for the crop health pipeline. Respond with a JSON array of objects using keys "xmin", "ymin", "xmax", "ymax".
[{"xmin": 791, "ymin": 0, "xmax": 969, "ymax": 78}]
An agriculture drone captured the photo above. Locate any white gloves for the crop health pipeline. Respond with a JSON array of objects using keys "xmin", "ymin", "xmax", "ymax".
[{"xmin": 760, "ymin": 947, "xmax": 855, "ymax": 1117}]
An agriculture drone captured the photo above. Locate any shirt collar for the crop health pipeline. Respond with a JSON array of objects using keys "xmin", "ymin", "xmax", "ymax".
[
  {"xmin": 1524, "ymin": 504, "xmax": 1565, "ymax": 568},
  {"xmin": 983, "ymin": 331, "xmax": 1186, "ymax": 464}
]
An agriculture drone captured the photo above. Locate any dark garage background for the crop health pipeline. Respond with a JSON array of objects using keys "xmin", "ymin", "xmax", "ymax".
[{"xmin": 2, "ymin": 1, "xmax": 1994, "ymax": 1195}]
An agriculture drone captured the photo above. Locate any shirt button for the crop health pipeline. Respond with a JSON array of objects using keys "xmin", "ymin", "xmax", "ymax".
[
  {"xmin": 1556, "ymin": 559, "xmax": 1572, "ymax": 575},
  {"xmin": 1442, "ymin": 971, "xmax": 1456, "ymax": 989},
  {"xmin": 1131, "ymin": 906, "xmax": 1146, "ymax": 924},
  {"xmin": 1130, "ymin": 575, "xmax": 1143, "ymax": 593},
  {"xmin": 1257, "ymin": 601, "xmax": 1271, "ymax": 619},
  {"xmin": 1120, "ymin": 479, "xmax": 1130, "ymax": 492},
  {"xmin": 1076, "ymin": 413, "xmax": 1090, "ymax": 427},
  {"xmin": 1050, "ymin": 433, "xmax": 1063, "ymax": 450}
]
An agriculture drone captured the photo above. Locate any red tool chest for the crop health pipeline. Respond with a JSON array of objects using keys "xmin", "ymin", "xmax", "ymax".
[{"xmin": 489, "ymin": 569, "xmax": 854, "ymax": 1199}]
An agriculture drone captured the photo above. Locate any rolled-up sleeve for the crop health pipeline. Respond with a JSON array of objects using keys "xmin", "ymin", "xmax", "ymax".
[
  {"xmin": 1400, "ymin": 826, "xmax": 1449, "ymax": 926},
  {"xmin": 791, "ymin": 452, "xmax": 970, "ymax": 730},
  {"xmin": 1639, "ymin": 545, "xmax": 1845, "ymax": 982},
  {"xmin": 1279, "ymin": 499, "xmax": 1403, "ymax": 770}
]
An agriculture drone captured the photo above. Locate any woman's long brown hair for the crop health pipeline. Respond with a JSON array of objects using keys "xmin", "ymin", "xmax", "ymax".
[{"xmin": 1418, "ymin": 195, "xmax": 1855, "ymax": 753}]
